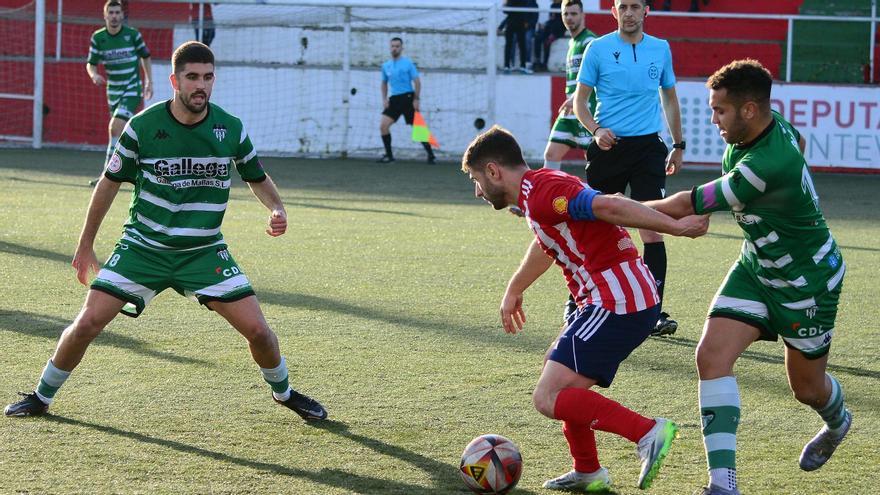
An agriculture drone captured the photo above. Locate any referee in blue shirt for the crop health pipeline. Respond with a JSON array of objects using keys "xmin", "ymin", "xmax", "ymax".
[
  {"xmin": 378, "ymin": 37, "xmax": 436, "ymax": 164},
  {"xmin": 573, "ymin": 0, "xmax": 684, "ymax": 336}
]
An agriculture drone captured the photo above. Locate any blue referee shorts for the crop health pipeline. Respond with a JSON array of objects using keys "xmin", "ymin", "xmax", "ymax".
[{"xmin": 548, "ymin": 303, "xmax": 659, "ymax": 388}]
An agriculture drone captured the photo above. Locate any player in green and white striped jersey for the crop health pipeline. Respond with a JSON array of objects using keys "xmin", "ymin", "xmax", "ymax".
[
  {"xmin": 4, "ymin": 42, "xmax": 327, "ymax": 422},
  {"xmin": 86, "ymin": 0, "xmax": 153, "ymax": 185},
  {"xmin": 647, "ymin": 60, "xmax": 851, "ymax": 495},
  {"xmin": 545, "ymin": 0, "xmax": 596, "ymax": 170}
]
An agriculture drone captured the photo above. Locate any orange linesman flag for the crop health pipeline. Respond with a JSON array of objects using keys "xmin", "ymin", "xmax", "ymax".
[{"xmin": 411, "ymin": 112, "xmax": 440, "ymax": 149}]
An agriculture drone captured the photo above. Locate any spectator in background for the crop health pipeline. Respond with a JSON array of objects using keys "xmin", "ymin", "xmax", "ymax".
[
  {"xmin": 500, "ymin": 0, "xmax": 533, "ymax": 74},
  {"xmin": 533, "ymin": 1, "xmax": 565, "ymax": 72},
  {"xmin": 524, "ymin": 0, "xmax": 539, "ymax": 72},
  {"xmin": 190, "ymin": 3, "xmax": 216, "ymax": 47}
]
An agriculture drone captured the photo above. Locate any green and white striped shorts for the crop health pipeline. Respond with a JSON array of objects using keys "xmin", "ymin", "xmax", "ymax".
[
  {"xmin": 708, "ymin": 261, "xmax": 841, "ymax": 358},
  {"xmin": 91, "ymin": 240, "xmax": 254, "ymax": 317},
  {"xmin": 549, "ymin": 114, "xmax": 592, "ymax": 149}
]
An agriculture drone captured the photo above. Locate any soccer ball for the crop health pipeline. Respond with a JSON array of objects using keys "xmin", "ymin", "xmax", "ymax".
[{"xmin": 459, "ymin": 434, "xmax": 523, "ymax": 494}]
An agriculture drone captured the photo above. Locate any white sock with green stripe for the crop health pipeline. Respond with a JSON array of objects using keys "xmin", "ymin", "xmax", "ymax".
[
  {"xmin": 815, "ymin": 374, "xmax": 847, "ymax": 433},
  {"xmin": 700, "ymin": 376, "xmax": 740, "ymax": 491},
  {"xmin": 35, "ymin": 359, "xmax": 71, "ymax": 405},
  {"xmin": 544, "ymin": 160, "xmax": 562, "ymax": 170},
  {"xmin": 261, "ymin": 357, "xmax": 292, "ymax": 402}
]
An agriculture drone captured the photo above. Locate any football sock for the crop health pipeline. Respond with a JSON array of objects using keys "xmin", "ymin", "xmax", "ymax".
[
  {"xmin": 700, "ymin": 376, "xmax": 740, "ymax": 491},
  {"xmin": 544, "ymin": 160, "xmax": 562, "ymax": 170},
  {"xmin": 642, "ymin": 241, "xmax": 667, "ymax": 308},
  {"xmin": 260, "ymin": 357, "xmax": 291, "ymax": 401},
  {"xmin": 709, "ymin": 468, "xmax": 737, "ymax": 492},
  {"xmin": 554, "ymin": 387, "xmax": 655, "ymax": 443},
  {"xmin": 106, "ymin": 136, "xmax": 119, "ymax": 165},
  {"xmin": 814, "ymin": 374, "xmax": 847, "ymax": 431},
  {"xmin": 421, "ymin": 141, "xmax": 435, "ymax": 159},
  {"xmin": 381, "ymin": 133, "xmax": 393, "ymax": 157},
  {"xmin": 35, "ymin": 359, "xmax": 71, "ymax": 405},
  {"xmin": 562, "ymin": 420, "xmax": 601, "ymax": 473}
]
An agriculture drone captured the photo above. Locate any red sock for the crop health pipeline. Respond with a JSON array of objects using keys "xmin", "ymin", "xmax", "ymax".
[
  {"xmin": 554, "ymin": 387, "xmax": 655, "ymax": 443},
  {"xmin": 562, "ymin": 421, "xmax": 601, "ymax": 473}
]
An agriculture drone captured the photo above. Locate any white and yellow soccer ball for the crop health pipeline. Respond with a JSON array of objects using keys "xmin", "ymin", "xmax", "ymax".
[{"xmin": 459, "ymin": 434, "xmax": 523, "ymax": 494}]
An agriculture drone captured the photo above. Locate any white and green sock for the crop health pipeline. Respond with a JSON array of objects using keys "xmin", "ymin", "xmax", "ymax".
[
  {"xmin": 815, "ymin": 374, "xmax": 847, "ymax": 432},
  {"xmin": 260, "ymin": 357, "xmax": 291, "ymax": 401},
  {"xmin": 35, "ymin": 359, "xmax": 71, "ymax": 405},
  {"xmin": 700, "ymin": 376, "xmax": 740, "ymax": 491}
]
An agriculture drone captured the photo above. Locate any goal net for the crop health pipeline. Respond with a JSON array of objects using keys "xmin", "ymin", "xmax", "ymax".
[{"xmin": 1, "ymin": 0, "xmax": 495, "ymax": 160}]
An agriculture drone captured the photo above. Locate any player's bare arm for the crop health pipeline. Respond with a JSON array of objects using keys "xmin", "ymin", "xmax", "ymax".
[
  {"xmin": 592, "ymin": 193, "xmax": 708, "ymax": 238},
  {"xmin": 73, "ymin": 177, "xmax": 122, "ymax": 285},
  {"xmin": 380, "ymin": 80, "xmax": 389, "ymax": 109},
  {"xmin": 140, "ymin": 56, "xmax": 153, "ymax": 100},
  {"xmin": 86, "ymin": 63, "xmax": 105, "ymax": 85},
  {"xmin": 798, "ymin": 134, "xmax": 806, "ymax": 154},
  {"xmin": 501, "ymin": 239, "xmax": 554, "ymax": 334},
  {"xmin": 247, "ymin": 174, "xmax": 287, "ymax": 237},
  {"xmin": 644, "ymin": 190, "xmax": 696, "ymax": 219},
  {"xmin": 660, "ymin": 85, "xmax": 684, "ymax": 175},
  {"xmin": 574, "ymin": 82, "xmax": 615, "ymax": 150}
]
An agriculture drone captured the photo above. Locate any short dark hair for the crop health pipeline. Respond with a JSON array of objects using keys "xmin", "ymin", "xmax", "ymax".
[
  {"xmin": 706, "ymin": 59, "xmax": 772, "ymax": 110},
  {"xmin": 172, "ymin": 41, "xmax": 214, "ymax": 74},
  {"xmin": 561, "ymin": 0, "xmax": 583, "ymax": 10},
  {"xmin": 391, "ymin": 37, "xmax": 403, "ymax": 44},
  {"xmin": 104, "ymin": 0, "xmax": 122, "ymax": 11},
  {"xmin": 461, "ymin": 125, "xmax": 526, "ymax": 173}
]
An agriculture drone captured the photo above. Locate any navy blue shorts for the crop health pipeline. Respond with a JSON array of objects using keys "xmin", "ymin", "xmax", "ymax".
[{"xmin": 548, "ymin": 304, "xmax": 659, "ymax": 388}]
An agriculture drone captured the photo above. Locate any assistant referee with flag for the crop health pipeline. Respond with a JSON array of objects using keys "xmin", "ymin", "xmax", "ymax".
[{"xmin": 377, "ymin": 36, "xmax": 436, "ymax": 164}]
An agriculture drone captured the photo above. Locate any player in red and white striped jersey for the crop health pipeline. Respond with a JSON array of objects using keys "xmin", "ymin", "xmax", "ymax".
[
  {"xmin": 462, "ymin": 125, "xmax": 708, "ymax": 491},
  {"xmin": 521, "ymin": 167, "xmax": 660, "ymax": 315}
]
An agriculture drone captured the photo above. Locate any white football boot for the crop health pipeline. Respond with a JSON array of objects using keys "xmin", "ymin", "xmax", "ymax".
[{"xmin": 542, "ymin": 467, "xmax": 611, "ymax": 492}]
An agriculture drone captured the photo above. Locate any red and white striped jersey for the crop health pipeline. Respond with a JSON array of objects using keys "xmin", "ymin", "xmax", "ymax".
[{"xmin": 518, "ymin": 168, "xmax": 659, "ymax": 315}]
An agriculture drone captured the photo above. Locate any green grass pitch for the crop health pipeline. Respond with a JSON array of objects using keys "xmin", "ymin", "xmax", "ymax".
[{"xmin": 0, "ymin": 148, "xmax": 877, "ymax": 494}]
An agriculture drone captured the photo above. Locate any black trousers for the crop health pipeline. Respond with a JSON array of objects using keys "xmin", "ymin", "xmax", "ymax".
[{"xmin": 584, "ymin": 133, "xmax": 668, "ymax": 201}]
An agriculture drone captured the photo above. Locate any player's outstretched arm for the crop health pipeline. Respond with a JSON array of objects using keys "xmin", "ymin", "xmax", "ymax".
[
  {"xmin": 501, "ymin": 239, "xmax": 554, "ymax": 334},
  {"xmin": 246, "ymin": 174, "xmax": 287, "ymax": 237},
  {"xmin": 592, "ymin": 194, "xmax": 709, "ymax": 238},
  {"xmin": 73, "ymin": 177, "xmax": 122, "ymax": 285},
  {"xmin": 643, "ymin": 190, "xmax": 695, "ymax": 219}
]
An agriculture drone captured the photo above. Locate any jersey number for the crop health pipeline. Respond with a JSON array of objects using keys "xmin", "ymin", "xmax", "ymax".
[{"xmin": 107, "ymin": 253, "xmax": 121, "ymax": 267}]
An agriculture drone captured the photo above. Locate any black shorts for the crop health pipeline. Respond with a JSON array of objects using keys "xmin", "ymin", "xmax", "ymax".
[
  {"xmin": 382, "ymin": 92, "xmax": 416, "ymax": 125},
  {"xmin": 585, "ymin": 133, "xmax": 668, "ymax": 201}
]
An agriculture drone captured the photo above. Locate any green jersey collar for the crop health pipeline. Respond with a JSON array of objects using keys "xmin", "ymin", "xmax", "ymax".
[{"xmin": 734, "ymin": 118, "xmax": 776, "ymax": 151}]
